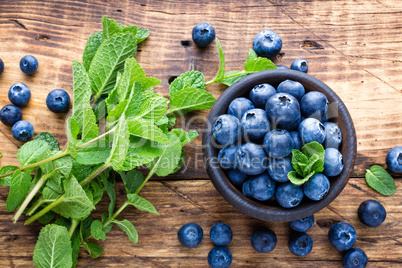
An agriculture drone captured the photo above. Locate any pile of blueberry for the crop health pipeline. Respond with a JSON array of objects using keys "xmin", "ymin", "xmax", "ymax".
[{"xmin": 0, "ymin": 55, "xmax": 71, "ymax": 142}]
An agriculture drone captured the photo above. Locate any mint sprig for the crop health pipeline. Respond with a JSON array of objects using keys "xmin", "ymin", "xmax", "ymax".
[{"xmin": 365, "ymin": 165, "xmax": 396, "ymax": 195}]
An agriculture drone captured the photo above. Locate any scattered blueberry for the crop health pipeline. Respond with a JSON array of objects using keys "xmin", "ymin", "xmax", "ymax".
[
  {"xmin": 218, "ymin": 144, "xmax": 239, "ymax": 169},
  {"xmin": 288, "ymin": 232, "xmax": 313, "ymax": 256},
  {"xmin": 291, "ymin": 58, "xmax": 308, "ymax": 73},
  {"xmin": 342, "ymin": 248, "xmax": 368, "ymax": 268},
  {"xmin": 323, "ymin": 122, "xmax": 342, "ymax": 149},
  {"xmin": 241, "ymin": 108, "xmax": 270, "ymax": 142},
  {"xmin": 250, "ymin": 227, "xmax": 277, "ymax": 253},
  {"xmin": 192, "ymin": 23, "xmax": 216, "ymax": 48},
  {"xmin": 235, "ymin": 142, "xmax": 267, "ymax": 175},
  {"xmin": 12, "ymin": 120, "xmax": 34, "ymax": 142},
  {"xmin": 358, "ymin": 200, "xmax": 386, "ymax": 227},
  {"xmin": 263, "ymin": 129, "xmax": 294, "ymax": 158},
  {"xmin": 213, "ymin": 114, "xmax": 240, "ymax": 146},
  {"xmin": 386, "ymin": 146, "xmax": 402, "ymax": 174},
  {"xmin": 242, "ymin": 172, "xmax": 276, "ymax": 201},
  {"xmin": 276, "ymin": 182, "xmax": 304, "ymax": 208},
  {"xmin": 290, "ymin": 215, "xmax": 315, "ymax": 232},
  {"xmin": 300, "ymin": 91, "xmax": 329, "ymax": 121},
  {"xmin": 253, "ymin": 30, "xmax": 282, "ymax": 58},
  {"xmin": 324, "ymin": 148, "xmax": 344, "ymax": 177},
  {"xmin": 0, "ymin": 58, "xmax": 4, "ymax": 74},
  {"xmin": 228, "ymin": 97, "xmax": 255, "ymax": 119},
  {"xmin": 20, "ymin": 55, "xmax": 38, "ymax": 74},
  {"xmin": 328, "ymin": 222, "xmax": 357, "ymax": 251},
  {"xmin": 289, "ymin": 131, "xmax": 303, "ymax": 150},
  {"xmin": 46, "ymin": 89, "xmax": 70, "ymax": 113},
  {"xmin": 266, "ymin": 93, "xmax": 301, "ymax": 131},
  {"xmin": 303, "ymin": 173, "xmax": 330, "ymax": 201},
  {"xmin": 267, "ymin": 156, "xmax": 293, "ymax": 183},
  {"xmin": 276, "ymin": 65, "xmax": 289, "ymax": 69},
  {"xmin": 226, "ymin": 169, "xmax": 248, "ymax": 187},
  {"xmin": 177, "ymin": 223, "xmax": 203, "ymax": 248},
  {"xmin": 249, "ymin": 83, "xmax": 276, "ymax": 109},
  {"xmin": 210, "ymin": 223, "xmax": 233, "ymax": 246},
  {"xmin": 299, "ymin": 118, "xmax": 326, "ymax": 144},
  {"xmin": 0, "ymin": 105, "xmax": 22, "ymax": 127},
  {"xmin": 208, "ymin": 247, "xmax": 232, "ymax": 268},
  {"xmin": 277, "ymin": 80, "xmax": 305, "ymax": 101},
  {"xmin": 8, "ymin": 82, "xmax": 31, "ymax": 107}
]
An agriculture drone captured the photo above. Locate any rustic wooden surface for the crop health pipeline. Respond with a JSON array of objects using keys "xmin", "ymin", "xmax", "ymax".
[{"xmin": 0, "ymin": 0, "xmax": 401, "ymax": 267}]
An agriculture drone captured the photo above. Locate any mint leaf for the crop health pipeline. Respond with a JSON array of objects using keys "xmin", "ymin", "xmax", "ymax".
[
  {"xmin": 91, "ymin": 220, "xmax": 106, "ymax": 241},
  {"xmin": 102, "ymin": 16, "xmax": 121, "ymax": 40},
  {"xmin": 76, "ymin": 138, "xmax": 112, "ymax": 165},
  {"xmin": 122, "ymin": 137, "xmax": 165, "ymax": 171},
  {"xmin": 170, "ymin": 129, "xmax": 199, "ymax": 146},
  {"xmin": 33, "ymin": 224, "xmax": 72, "ymax": 268},
  {"xmin": 34, "ymin": 132, "xmax": 59, "ymax": 151},
  {"xmin": 136, "ymin": 27, "xmax": 149, "ymax": 43},
  {"xmin": 40, "ymin": 153, "xmax": 72, "ymax": 180},
  {"xmin": 213, "ymin": 38, "xmax": 225, "ymax": 82},
  {"xmin": 169, "ymin": 87, "xmax": 216, "ymax": 114},
  {"xmin": 120, "ymin": 169, "xmax": 144, "ymax": 194},
  {"xmin": 88, "ymin": 179, "xmax": 105, "ymax": 205},
  {"xmin": 221, "ymin": 70, "xmax": 248, "ymax": 87},
  {"xmin": 101, "ymin": 212, "xmax": 114, "ymax": 234},
  {"xmin": 127, "ymin": 194, "xmax": 159, "ymax": 215},
  {"xmin": 169, "ymin": 70, "xmax": 206, "ymax": 96},
  {"xmin": 101, "ymin": 171, "xmax": 116, "ymax": 218},
  {"xmin": 127, "ymin": 119, "xmax": 171, "ymax": 144},
  {"xmin": 37, "ymin": 210, "xmax": 56, "ymax": 224},
  {"xmin": 291, "ymin": 149, "xmax": 308, "ymax": 175},
  {"xmin": 81, "ymin": 105, "xmax": 100, "ymax": 140},
  {"xmin": 70, "ymin": 226, "xmax": 81, "ymax": 267},
  {"xmin": 108, "ymin": 116, "xmax": 130, "ymax": 171},
  {"xmin": 66, "ymin": 117, "xmax": 79, "ymax": 158},
  {"xmin": 134, "ymin": 95, "xmax": 167, "ymax": 122},
  {"xmin": 83, "ymin": 241, "xmax": 104, "ymax": 259},
  {"xmin": 365, "ymin": 165, "xmax": 396, "ymax": 195},
  {"xmin": 246, "ymin": 48, "xmax": 258, "ymax": 63},
  {"xmin": 288, "ymin": 170, "xmax": 315, "ymax": 185},
  {"xmin": 17, "ymin": 140, "xmax": 50, "ymax": 172},
  {"xmin": 80, "ymin": 216, "xmax": 93, "ymax": 241},
  {"xmin": 82, "ymin": 30, "xmax": 102, "ymax": 71},
  {"xmin": 112, "ymin": 219, "xmax": 138, "ymax": 244},
  {"xmin": 244, "ymin": 57, "xmax": 276, "ymax": 72},
  {"xmin": 0, "ymin": 165, "xmax": 18, "ymax": 187},
  {"xmin": 303, "ymin": 154, "xmax": 319, "ymax": 177},
  {"xmin": 6, "ymin": 170, "xmax": 32, "ymax": 211},
  {"xmin": 302, "ymin": 141, "xmax": 325, "ymax": 161},
  {"xmin": 72, "ymin": 61, "xmax": 92, "ymax": 130}
]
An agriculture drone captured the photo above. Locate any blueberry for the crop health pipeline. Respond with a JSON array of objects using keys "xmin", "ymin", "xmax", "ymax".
[
  {"xmin": 250, "ymin": 227, "xmax": 277, "ymax": 253},
  {"xmin": 323, "ymin": 122, "xmax": 342, "ymax": 149},
  {"xmin": 299, "ymin": 118, "xmax": 326, "ymax": 144},
  {"xmin": 324, "ymin": 148, "xmax": 344, "ymax": 177},
  {"xmin": 20, "ymin": 55, "xmax": 38, "ymax": 75},
  {"xmin": 386, "ymin": 146, "xmax": 402, "ymax": 174},
  {"xmin": 249, "ymin": 83, "xmax": 277, "ymax": 109},
  {"xmin": 242, "ymin": 172, "xmax": 276, "ymax": 201},
  {"xmin": 290, "ymin": 215, "xmax": 315, "ymax": 232},
  {"xmin": 212, "ymin": 114, "xmax": 240, "ymax": 145},
  {"xmin": 210, "ymin": 223, "xmax": 233, "ymax": 246},
  {"xmin": 12, "ymin": 120, "xmax": 34, "ymax": 142},
  {"xmin": 265, "ymin": 93, "xmax": 301, "ymax": 131},
  {"xmin": 226, "ymin": 169, "xmax": 247, "ymax": 187},
  {"xmin": 8, "ymin": 82, "xmax": 31, "ymax": 107},
  {"xmin": 267, "ymin": 156, "xmax": 293, "ymax": 183},
  {"xmin": 192, "ymin": 23, "xmax": 215, "ymax": 48},
  {"xmin": 46, "ymin": 89, "xmax": 70, "ymax": 113},
  {"xmin": 0, "ymin": 105, "xmax": 22, "ymax": 127},
  {"xmin": 276, "ymin": 65, "xmax": 289, "ymax": 69},
  {"xmin": 208, "ymin": 247, "xmax": 232, "ymax": 268},
  {"xmin": 328, "ymin": 222, "xmax": 357, "ymax": 251},
  {"xmin": 342, "ymin": 248, "xmax": 368, "ymax": 268},
  {"xmin": 253, "ymin": 30, "xmax": 282, "ymax": 58},
  {"xmin": 177, "ymin": 223, "xmax": 203, "ymax": 248},
  {"xmin": 289, "ymin": 131, "xmax": 303, "ymax": 150},
  {"xmin": 241, "ymin": 108, "xmax": 270, "ymax": 142},
  {"xmin": 0, "ymin": 58, "xmax": 4, "ymax": 74},
  {"xmin": 235, "ymin": 143, "xmax": 267, "ymax": 175},
  {"xmin": 300, "ymin": 91, "xmax": 329, "ymax": 121},
  {"xmin": 218, "ymin": 144, "xmax": 239, "ymax": 169},
  {"xmin": 276, "ymin": 182, "xmax": 304, "ymax": 208},
  {"xmin": 263, "ymin": 129, "xmax": 293, "ymax": 158},
  {"xmin": 358, "ymin": 200, "xmax": 386, "ymax": 227},
  {"xmin": 291, "ymin": 58, "xmax": 308, "ymax": 73},
  {"xmin": 228, "ymin": 97, "xmax": 255, "ymax": 119},
  {"xmin": 288, "ymin": 232, "xmax": 313, "ymax": 256},
  {"xmin": 277, "ymin": 80, "xmax": 305, "ymax": 101},
  {"xmin": 303, "ymin": 173, "xmax": 330, "ymax": 201}
]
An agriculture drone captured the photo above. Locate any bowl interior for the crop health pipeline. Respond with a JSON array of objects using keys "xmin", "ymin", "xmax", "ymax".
[{"xmin": 202, "ymin": 69, "xmax": 357, "ymax": 222}]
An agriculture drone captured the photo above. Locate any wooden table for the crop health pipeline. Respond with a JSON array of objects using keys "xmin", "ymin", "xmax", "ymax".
[{"xmin": 0, "ymin": 0, "xmax": 401, "ymax": 267}]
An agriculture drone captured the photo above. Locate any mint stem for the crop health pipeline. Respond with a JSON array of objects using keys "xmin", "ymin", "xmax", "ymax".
[
  {"xmin": 80, "ymin": 164, "xmax": 110, "ymax": 186},
  {"xmin": 69, "ymin": 219, "xmax": 79, "ymax": 238},
  {"xmin": 26, "ymin": 196, "xmax": 45, "ymax": 216},
  {"xmin": 205, "ymin": 70, "xmax": 248, "ymax": 85}
]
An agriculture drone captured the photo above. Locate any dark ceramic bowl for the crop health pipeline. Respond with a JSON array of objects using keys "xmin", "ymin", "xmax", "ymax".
[{"xmin": 202, "ymin": 69, "xmax": 356, "ymax": 222}]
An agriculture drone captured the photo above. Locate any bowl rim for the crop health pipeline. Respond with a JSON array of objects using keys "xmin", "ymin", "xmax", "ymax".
[{"xmin": 202, "ymin": 69, "xmax": 357, "ymax": 222}]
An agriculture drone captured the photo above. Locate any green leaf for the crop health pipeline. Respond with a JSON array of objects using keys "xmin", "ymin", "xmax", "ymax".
[
  {"xmin": 82, "ymin": 30, "xmax": 103, "ymax": 71},
  {"xmin": 71, "ymin": 160, "xmax": 92, "ymax": 184},
  {"xmin": 169, "ymin": 70, "xmax": 206, "ymax": 96},
  {"xmin": 83, "ymin": 241, "xmax": 104, "ymax": 259},
  {"xmin": 170, "ymin": 129, "xmax": 199, "ymax": 146},
  {"xmin": 134, "ymin": 95, "xmax": 167, "ymax": 122},
  {"xmin": 0, "ymin": 165, "xmax": 18, "ymax": 187},
  {"xmin": 136, "ymin": 27, "xmax": 149, "ymax": 43},
  {"xmin": 40, "ymin": 153, "xmax": 72, "ymax": 180},
  {"xmin": 169, "ymin": 87, "xmax": 216, "ymax": 114},
  {"xmin": 101, "ymin": 171, "xmax": 116, "ymax": 218},
  {"xmin": 127, "ymin": 119, "xmax": 171, "ymax": 144},
  {"xmin": 213, "ymin": 38, "xmax": 225, "ymax": 82},
  {"xmin": 108, "ymin": 116, "xmax": 130, "ymax": 171},
  {"xmin": 91, "ymin": 220, "xmax": 106, "ymax": 241},
  {"xmin": 246, "ymin": 48, "xmax": 258, "ymax": 63},
  {"xmin": 82, "ymin": 105, "xmax": 100, "ymax": 140},
  {"xmin": 75, "ymin": 138, "xmax": 112, "ymax": 165},
  {"xmin": 244, "ymin": 57, "xmax": 277, "ymax": 72},
  {"xmin": 33, "ymin": 224, "xmax": 72, "ymax": 268},
  {"xmin": 66, "ymin": 117, "xmax": 79, "ymax": 158},
  {"xmin": 112, "ymin": 219, "xmax": 138, "ymax": 244},
  {"xmin": 122, "ymin": 137, "xmax": 165, "ymax": 171},
  {"xmin": 120, "ymin": 169, "xmax": 144, "ymax": 194},
  {"xmin": 365, "ymin": 165, "xmax": 396, "ymax": 196},
  {"xmin": 101, "ymin": 212, "xmax": 114, "ymax": 234},
  {"xmin": 302, "ymin": 142, "xmax": 325, "ymax": 161},
  {"xmin": 288, "ymin": 170, "xmax": 315, "ymax": 185},
  {"xmin": 6, "ymin": 170, "xmax": 32, "ymax": 211},
  {"xmin": 34, "ymin": 132, "xmax": 59, "ymax": 151},
  {"xmin": 102, "ymin": 16, "xmax": 121, "ymax": 40},
  {"xmin": 291, "ymin": 149, "xmax": 309, "ymax": 176},
  {"xmin": 88, "ymin": 178, "xmax": 105, "ymax": 205},
  {"xmin": 17, "ymin": 140, "xmax": 50, "ymax": 172},
  {"xmin": 127, "ymin": 194, "xmax": 159, "ymax": 215},
  {"xmin": 37, "ymin": 210, "xmax": 56, "ymax": 224},
  {"xmin": 303, "ymin": 154, "xmax": 320, "ymax": 177},
  {"xmin": 80, "ymin": 216, "xmax": 93, "ymax": 241},
  {"xmin": 221, "ymin": 70, "xmax": 248, "ymax": 87},
  {"xmin": 70, "ymin": 225, "xmax": 81, "ymax": 267},
  {"xmin": 72, "ymin": 61, "xmax": 92, "ymax": 132}
]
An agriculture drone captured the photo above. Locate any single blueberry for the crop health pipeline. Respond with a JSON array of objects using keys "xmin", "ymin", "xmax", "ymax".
[
  {"xmin": 177, "ymin": 223, "xmax": 203, "ymax": 248},
  {"xmin": 228, "ymin": 97, "xmax": 255, "ymax": 119},
  {"xmin": 210, "ymin": 222, "xmax": 233, "ymax": 246},
  {"xmin": 324, "ymin": 148, "xmax": 344, "ymax": 177},
  {"xmin": 263, "ymin": 129, "xmax": 293, "ymax": 158},
  {"xmin": 265, "ymin": 92, "xmax": 301, "ymax": 131},
  {"xmin": 342, "ymin": 248, "xmax": 368, "ymax": 268},
  {"xmin": 20, "ymin": 55, "xmax": 39, "ymax": 74},
  {"xmin": 0, "ymin": 105, "xmax": 22, "ymax": 127},
  {"xmin": 208, "ymin": 247, "xmax": 232, "ymax": 268},
  {"xmin": 249, "ymin": 83, "xmax": 277, "ymax": 109},
  {"xmin": 241, "ymin": 108, "xmax": 271, "ymax": 142},
  {"xmin": 242, "ymin": 172, "xmax": 276, "ymax": 201},
  {"xmin": 0, "ymin": 58, "xmax": 4, "ymax": 74},
  {"xmin": 289, "ymin": 131, "xmax": 303, "ymax": 150},
  {"xmin": 299, "ymin": 118, "xmax": 326, "ymax": 144},
  {"xmin": 8, "ymin": 82, "xmax": 31, "ymax": 107},
  {"xmin": 358, "ymin": 200, "xmax": 386, "ymax": 227},
  {"xmin": 267, "ymin": 156, "xmax": 293, "ymax": 183},
  {"xmin": 323, "ymin": 122, "xmax": 342, "ymax": 149},
  {"xmin": 12, "ymin": 120, "xmax": 34, "ymax": 142},
  {"xmin": 250, "ymin": 227, "xmax": 277, "ymax": 253},
  {"xmin": 46, "ymin": 89, "xmax": 70, "ymax": 113},
  {"xmin": 253, "ymin": 30, "xmax": 282, "ymax": 58},
  {"xmin": 277, "ymin": 80, "xmax": 305, "ymax": 101},
  {"xmin": 303, "ymin": 173, "xmax": 330, "ymax": 201},
  {"xmin": 192, "ymin": 23, "xmax": 216, "ymax": 48},
  {"xmin": 328, "ymin": 222, "xmax": 357, "ymax": 251},
  {"xmin": 212, "ymin": 114, "xmax": 240, "ymax": 145},
  {"xmin": 226, "ymin": 169, "xmax": 248, "ymax": 187},
  {"xmin": 276, "ymin": 182, "xmax": 304, "ymax": 208},
  {"xmin": 290, "ymin": 215, "xmax": 315, "ymax": 232},
  {"xmin": 300, "ymin": 91, "xmax": 329, "ymax": 121},
  {"xmin": 235, "ymin": 143, "xmax": 267, "ymax": 175},
  {"xmin": 218, "ymin": 144, "xmax": 239, "ymax": 169},
  {"xmin": 291, "ymin": 58, "xmax": 308, "ymax": 73},
  {"xmin": 288, "ymin": 232, "xmax": 313, "ymax": 256},
  {"xmin": 386, "ymin": 146, "xmax": 402, "ymax": 174},
  {"xmin": 276, "ymin": 65, "xmax": 289, "ymax": 69}
]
